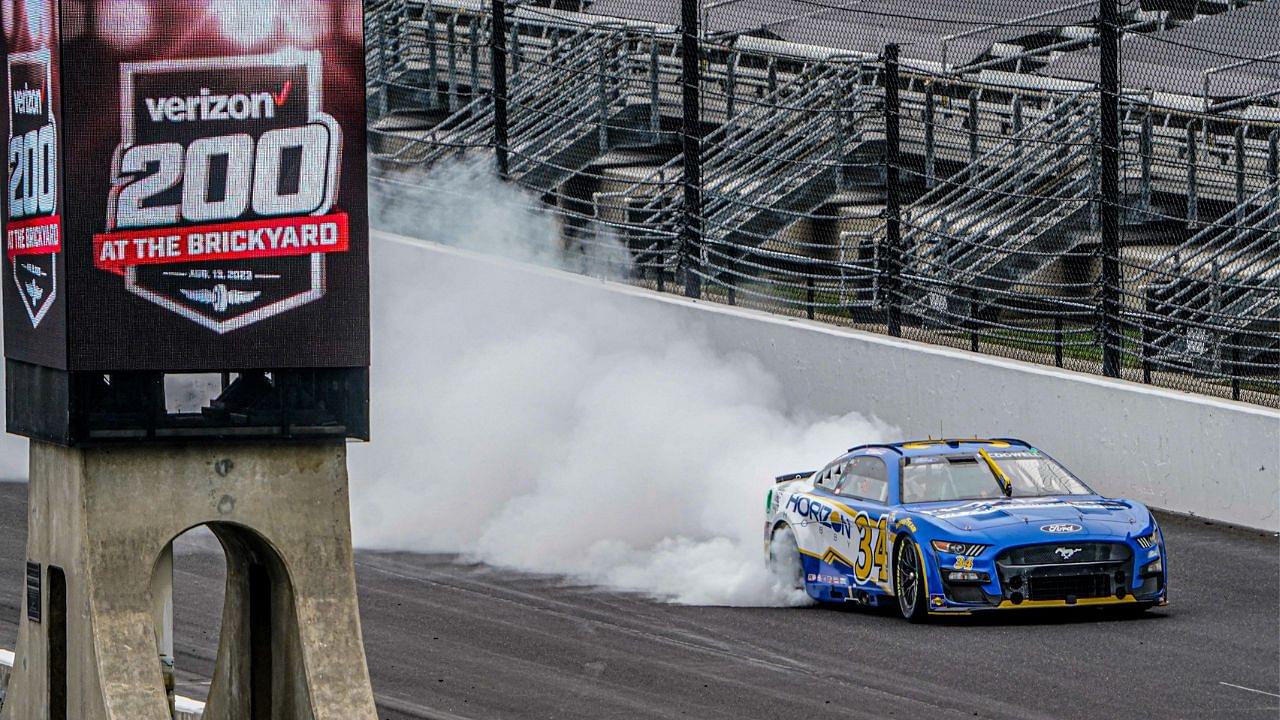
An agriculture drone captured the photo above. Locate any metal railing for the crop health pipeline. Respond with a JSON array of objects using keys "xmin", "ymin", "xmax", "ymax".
[{"xmin": 364, "ymin": 1, "xmax": 1280, "ymax": 406}]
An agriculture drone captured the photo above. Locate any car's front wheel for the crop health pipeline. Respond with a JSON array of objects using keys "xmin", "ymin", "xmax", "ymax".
[
  {"xmin": 894, "ymin": 537, "xmax": 929, "ymax": 623},
  {"xmin": 767, "ymin": 525, "xmax": 804, "ymax": 591}
]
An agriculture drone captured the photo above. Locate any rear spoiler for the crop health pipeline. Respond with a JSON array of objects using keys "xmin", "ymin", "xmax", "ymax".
[{"xmin": 775, "ymin": 471, "xmax": 816, "ymax": 484}]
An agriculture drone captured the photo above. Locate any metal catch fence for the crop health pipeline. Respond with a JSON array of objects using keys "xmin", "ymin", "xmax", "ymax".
[{"xmin": 365, "ymin": 0, "xmax": 1280, "ymax": 406}]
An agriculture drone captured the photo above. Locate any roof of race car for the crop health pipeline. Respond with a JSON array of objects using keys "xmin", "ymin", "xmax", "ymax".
[{"xmin": 848, "ymin": 438, "xmax": 1034, "ymax": 459}]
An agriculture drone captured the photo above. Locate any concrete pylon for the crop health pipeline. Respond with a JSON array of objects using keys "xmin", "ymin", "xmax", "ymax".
[{"xmin": 0, "ymin": 440, "xmax": 378, "ymax": 720}]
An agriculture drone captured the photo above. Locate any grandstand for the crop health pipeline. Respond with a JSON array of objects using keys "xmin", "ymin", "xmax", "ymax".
[{"xmin": 364, "ymin": 0, "xmax": 1279, "ymax": 404}]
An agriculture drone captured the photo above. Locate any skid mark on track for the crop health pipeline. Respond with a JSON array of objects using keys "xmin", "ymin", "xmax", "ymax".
[
  {"xmin": 357, "ymin": 557, "xmax": 813, "ymax": 675},
  {"xmin": 1219, "ymin": 682, "xmax": 1280, "ymax": 699},
  {"xmin": 355, "ymin": 556, "xmax": 1060, "ymax": 720},
  {"xmin": 377, "ymin": 693, "xmax": 479, "ymax": 720}
]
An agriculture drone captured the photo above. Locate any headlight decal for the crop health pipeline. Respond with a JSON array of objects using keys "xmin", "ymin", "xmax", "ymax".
[{"xmin": 930, "ymin": 540, "xmax": 987, "ymax": 556}]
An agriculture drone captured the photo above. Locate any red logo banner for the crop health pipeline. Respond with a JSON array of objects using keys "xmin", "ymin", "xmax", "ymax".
[
  {"xmin": 5, "ymin": 215, "xmax": 62, "ymax": 260},
  {"xmin": 93, "ymin": 212, "xmax": 349, "ymax": 275}
]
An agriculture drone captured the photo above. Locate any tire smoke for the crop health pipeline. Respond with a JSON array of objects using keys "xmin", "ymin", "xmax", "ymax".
[{"xmin": 351, "ymin": 162, "xmax": 896, "ymax": 606}]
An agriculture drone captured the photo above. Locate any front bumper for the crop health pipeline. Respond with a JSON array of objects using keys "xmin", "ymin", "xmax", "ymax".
[{"xmin": 926, "ymin": 539, "xmax": 1168, "ymax": 613}]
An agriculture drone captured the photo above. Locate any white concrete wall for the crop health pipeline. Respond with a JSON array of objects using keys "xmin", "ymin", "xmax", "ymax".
[
  {"xmin": 377, "ymin": 234, "xmax": 1280, "ymax": 531},
  {"xmin": 0, "ymin": 648, "xmax": 11, "ymax": 707}
]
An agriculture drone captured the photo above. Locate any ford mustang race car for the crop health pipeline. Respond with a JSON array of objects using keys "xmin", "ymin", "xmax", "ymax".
[{"xmin": 764, "ymin": 438, "xmax": 1167, "ymax": 621}]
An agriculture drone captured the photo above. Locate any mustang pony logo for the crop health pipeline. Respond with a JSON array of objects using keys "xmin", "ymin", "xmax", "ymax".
[{"xmin": 1055, "ymin": 547, "xmax": 1083, "ymax": 560}]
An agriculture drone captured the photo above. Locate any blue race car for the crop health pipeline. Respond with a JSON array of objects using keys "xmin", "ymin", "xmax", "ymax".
[{"xmin": 764, "ymin": 438, "xmax": 1168, "ymax": 621}]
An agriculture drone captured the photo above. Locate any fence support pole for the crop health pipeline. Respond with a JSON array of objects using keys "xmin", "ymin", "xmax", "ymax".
[
  {"xmin": 1186, "ymin": 122, "xmax": 1199, "ymax": 226},
  {"xmin": 924, "ymin": 82, "xmax": 936, "ymax": 189},
  {"xmin": 1099, "ymin": 0, "xmax": 1122, "ymax": 378},
  {"xmin": 1140, "ymin": 110, "xmax": 1152, "ymax": 216},
  {"xmin": 1055, "ymin": 317, "xmax": 1064, "ymax": 368},
  {"xmin": 1235, "ymin": 125, "xmax": 1247, "ymax": 243},
  {"xmin": 490, "ymin": 0, "xmax": 509, "ymax": 178},
  {"xmin": 447, "ymin": 14, "xmax": 459, "ymax": 112},
  {"xmin": 1269, "ymin": 130, "xmax": 1279, "ymax": 184},
  {"xmin": 649, "ymin": 32, "xmax": 660, "ymax": 142},
  {"xmin": 1142, "ymin": 295, "xmax": 1154, "ymax": 384},
  {"xmin": 726, "ymin": 52, "xmax": 738, "ymax": 122},
  {"xmin": 469, "ymin": 20, "xmax": 480, "ymax": 115},
  {"xmin": 969, "ymin": 290, "xmax": 979, "ymax": 352},
  {"xmin": 1270, "ymin": 130, "xmax": 1279, "ymax": 228},
  {"xmin": 680, "ymin": 0, "xmax": 702, "ymax": 298},
  {"xmin": 1231, "ymin": 334, "xmax": 1241, "ymax": 401},
  {"xmin": 597, "ymin": 44, "xmax": 609, "ymax": 153},
  {"xmin": 884, "ymin": 44, "xmax": 903, "ymax": 338},
  {"xmin": 967, "ymin": 89, "xmax": 980, "ymax": 165},
  {"xmin": 427, "ymin": 4, "xmax": 440, "ymax": 109}
]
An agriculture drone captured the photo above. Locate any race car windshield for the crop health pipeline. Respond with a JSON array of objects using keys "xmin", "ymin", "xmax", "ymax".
[
  {"xmin": 988, "ymin": 452, "xmax": 1093, "ymax": 497},
  {"xmin": 901, "ymin": 452, "xmax": 1091, "ymax": 503}
]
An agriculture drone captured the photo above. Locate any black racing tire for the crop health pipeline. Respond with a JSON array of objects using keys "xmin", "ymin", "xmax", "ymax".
[
  {"xmin": 767, "ymin": 525, "xmax": 805, "ymax": 591},
  {"xmin": 894, "ymin": 537, "xmax": 930, "ymax": 623}
]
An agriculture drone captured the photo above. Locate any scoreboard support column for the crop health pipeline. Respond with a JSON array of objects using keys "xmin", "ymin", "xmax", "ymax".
[
  {"xmin": 0, "ymin": 441, "xmax": 378, "ymax": 720},
  {"xmin": 4, "ymin": 2, "xmax": 377, "ymax": 718}
]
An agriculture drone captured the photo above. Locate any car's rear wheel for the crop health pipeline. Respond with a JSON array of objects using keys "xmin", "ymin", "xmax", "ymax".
[
  {"xmin": 894, "ymin": 537, "xmax": 929, "ymax": 623},
  {"xmin": 767, "ymin": 525, "xmax": 804, "ymax": 591}
]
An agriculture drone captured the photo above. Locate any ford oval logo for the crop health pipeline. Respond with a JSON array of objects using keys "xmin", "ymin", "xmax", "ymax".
[{"xmin": 1041, "ymin": 523, "xmax": 1082, "ymax": 534}]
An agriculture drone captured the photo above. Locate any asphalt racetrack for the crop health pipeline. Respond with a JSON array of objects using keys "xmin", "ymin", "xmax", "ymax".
[{"xmin": 0, "ymin": 482, "xmax": 1275, "ymax": 719}]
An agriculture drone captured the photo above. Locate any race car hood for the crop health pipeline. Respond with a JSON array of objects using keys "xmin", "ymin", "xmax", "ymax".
[{"xmin": 915, "ymin": 496, "xmax": 1146, "ymax": 536}]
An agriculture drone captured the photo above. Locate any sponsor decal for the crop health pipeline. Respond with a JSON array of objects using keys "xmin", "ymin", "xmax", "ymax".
[
  {"xmin": 7, "ymin": 48, "xmax": 60, "ymax": 328},
  {"xmin": 987, "ymin": 450, "xmax": 1041, "ymax": 459},
  {"xmin": 786, "ymin": 494, "xmax": 854, "ymax": 539},
  {"xmin": 805, "ymin": 573, "xmax": 849, "ymax": 585},
  {"xmin": 1041, "ymin": 523, "xmax": 1083, "ymax": 534},
  {"xmin": 929, "ymin": 500, "xmax": 1118, "ymax": 520},
  {"xmin": 787, "ymin": 495, "xmax": 889, "ymax": 585},
  {"xmin": 97, "ymin": 50, "xmax": 347, "ymax": 334},
  {"xmin": 1054, "ymin": 546, "xmax": 1083, "ymax": 560}
]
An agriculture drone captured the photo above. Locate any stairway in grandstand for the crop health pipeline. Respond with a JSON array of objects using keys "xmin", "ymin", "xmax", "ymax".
[
  {"xmin": 703, "ymin": 63, "xmax": 881, "ymax": 255},
  {"xmin": 898, "ymin": 92, "xmax": 1105, "ymax": 317},
  {"xmin": 591, "ymin": 58, "xmax": 881, "ymax": 278},
  {"xmin": 368, "ymin": 3, "xmax": 658, "ymax": 195},
  {"xmin": 1134, "ymin": 182, "xmax": 1280, "ymax": 374}
]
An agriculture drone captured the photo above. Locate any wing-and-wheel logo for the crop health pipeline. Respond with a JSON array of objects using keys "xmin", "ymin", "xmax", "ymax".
[{"xmin": 94, "ymin": 50, "xmax": 348, "ymax": 334}]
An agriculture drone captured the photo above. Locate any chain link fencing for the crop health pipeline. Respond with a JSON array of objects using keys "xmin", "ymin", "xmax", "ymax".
[{"xmin": 365, "ymin": 0, "xmax": 1280, "ymax": 407}]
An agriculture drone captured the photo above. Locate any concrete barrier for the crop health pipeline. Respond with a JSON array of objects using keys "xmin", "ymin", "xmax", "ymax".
[
  {"xmin": 375, "ymin": 233, "xmax": 1280, "ymax": 531},
  {"xmin": 175, "ymin": 696, "xmax": 205, "ymax": 719},
  {"xmin": 0, "ymin": 649, "xmax": 11, "ymax": 709},
  {"xmin": 0, "ymin": 650, "xmax": 203, "ymax": 719}
]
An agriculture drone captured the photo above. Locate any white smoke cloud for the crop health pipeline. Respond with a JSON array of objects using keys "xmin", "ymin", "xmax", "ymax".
[
  {"xmin": 351, "ymin": 162, "xmax": 896, "ymax": 606},
  {"xmin": 368, "ymin": 158, "xmax": 631, "ymax": 276}
]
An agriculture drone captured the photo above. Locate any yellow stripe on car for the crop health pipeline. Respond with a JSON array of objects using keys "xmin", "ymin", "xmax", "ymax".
[{"xmin": 996, "ymin": 596, "xmax": 1140, "ymax": 609}]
